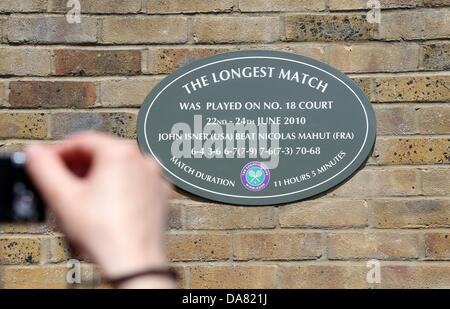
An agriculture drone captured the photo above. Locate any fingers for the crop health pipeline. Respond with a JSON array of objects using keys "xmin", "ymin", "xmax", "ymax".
[
  {"xmin": 26, "ymin": 144, "xmax": 80, "ymax": 210},
  {"xmin": 55, "ymin": 132, "xmax": 120, "ymax": 156}
]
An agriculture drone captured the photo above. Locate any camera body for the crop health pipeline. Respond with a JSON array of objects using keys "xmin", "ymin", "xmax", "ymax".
[{"xmin": 0, "ymin": 153, "xmax": 45, "ymax": 223}]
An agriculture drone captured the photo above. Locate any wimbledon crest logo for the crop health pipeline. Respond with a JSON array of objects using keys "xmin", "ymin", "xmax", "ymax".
[{"xmin": 241, "ymin": 162, "xmax": 271, "ymax": 192}]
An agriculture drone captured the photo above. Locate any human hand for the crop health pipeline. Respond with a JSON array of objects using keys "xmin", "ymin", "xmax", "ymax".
[{"xmin": 26, "ymin": 133, "xmax": 175, "ymax": 288}]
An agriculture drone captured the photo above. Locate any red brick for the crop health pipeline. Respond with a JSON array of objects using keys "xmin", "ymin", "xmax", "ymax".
[
  {"xmin": 9, "ymin": 81, "xmax": 96, "ymax": 108},
  {"xmin": 54, "ymin": 49, "xmax": 142, "ymax": 76}
]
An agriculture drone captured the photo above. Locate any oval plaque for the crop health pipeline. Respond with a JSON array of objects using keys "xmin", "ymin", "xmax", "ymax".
[{"xmin": 138, "ymin": 50, "xmax": 376, "ymax": 205}]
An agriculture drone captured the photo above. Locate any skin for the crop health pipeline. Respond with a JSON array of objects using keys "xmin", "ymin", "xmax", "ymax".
[{"xmin": 25, "ymin": 133, "xmax": 176, "ymax": 289}]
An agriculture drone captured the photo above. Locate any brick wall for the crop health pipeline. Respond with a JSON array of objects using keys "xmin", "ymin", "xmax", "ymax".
[{"xmin": 0, "ymin": 0, "xmax": 449, "ymax": 289}]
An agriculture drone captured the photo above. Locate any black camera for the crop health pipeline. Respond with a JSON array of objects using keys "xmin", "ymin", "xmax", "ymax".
[{"xmin": 0, "ymin": 153, "xmax": 45, "ymax": 223}]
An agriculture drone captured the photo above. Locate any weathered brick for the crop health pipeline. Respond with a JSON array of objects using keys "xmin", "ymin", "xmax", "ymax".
[
  {"xmin": 234, "ymin": 232, "xmax": 322, "ymax": 261},
  {"xmin": 423, "ymin": 0, "xmax": 450, "ymax": 6},
  {"xmin": 378, "ymin": 10, "xmax": 450, "ymax": 40},
  {"xmin": 327, "ymin": 43, "xmax": 420, "ymax": 73},
  {"xmin": 100, "ymin": 78, "xmax": 162, "ymax": 107},
  {"xmin": 192, "ymin": 16, "xmax": 280, "ymax": 44},
  {"xmin": 417, "ymin": 106, "xmax": 450, "ymax": 134},
  {"xmin": 7, "ymin": 16, "xmax": 98, "ymax": 44},
  {"xmin": 0, "ymin": 0, "xmax": 47, "ymax": 12},
  {"xmin": 171, "ymin": 266, "xmax": 187, "ymax": 289},
  {"xmin": 279, "ymin": 200, "xmax": 368, "ymax": 228},
  {"xmin": 167, "ymin": 233, "xmax": 230, "ymax": 261},
  {"xmin": 146, "ymin": 45, "xmax": 327, "ymax": 74},
  {"xmin": 0, "ymin": 17, "xmax": 5, "ymax": 39},
  {"xmin": 9, "ymin": 81, "xmax": 96, "ymax": 108},
  {"xmin": 374, "ymin": 106, "xmax": 417, "ymax": 135},
  {"xmin": 373, "ymin": 137, "xmax": 449, "ymax": 165},
  {"xmin": 0, "ymin": 223, "xmax": 51, "ymax": 234},
  {"xmin": 352, "ymin": 77, "xmax": 372, "ymax": 97},
  {"xmin": 183, "ymin": 203, "xmax": 274, "ymax": 230},
  {"xmin": 271, "ymin": 44, "xmax": 327, "ymax": 62},
  {"xmin": 48, "ymin": 0, "xmax": 142, "ymax": 13},
  {"xmin": 240, "ymin": 0, "xmax": 326, "ymax": 12},
  {"xmin": 0, "ymin": 237, "xmax": 40, "ymax": 264},
  {"xmin": 0, "ymin": 81, "xmax": 5, "ymax": 105},
  {"xmin": 373, "ymin": 75, "xmax": 450, "ymax": 102},
  {"xmin": 147, "ymin": 47, "xmax": 233, "ymax": 74},
  {"xmin": 0, "ymin": 112, "xmax": 47, "ymax": 139},
  {"xmin": 101, "ymin": 16, "xmax": 187, "ymax": 44},
  {"xmin": 278, "ymin": 263, "xmax": 368, "ymax": 288},
  {"xmin": 422, "ymin": 43, "xmax": 450, "ymax": 71},
  {"xmin": 54, "ymin": 49, "xmax": 142, "ymax": 76},
  {"xmin": 422, "ymin": 169, "xmax": 450, "ymax": 196},
  {"xmin": 329, "ymin": 0, "xmax": 419, "ymax": 10},
  {"xmin": 328, "ymin": 232, "xmax": 420, "ymax": 260},
  {"xmin": 189, "ymin": 265, "xmax": 277, "ymax": 288},
  {"xmin": 380, "ymin": 264, "xmax": 450, "ymax": 288},
  {"xmin": 49, "ymin": 112, "xmax": 137, "ymax": 139},
  {"xmin": 0, "ymin": 213, "xmax": 55, "ymax": 234},
  {"xmin": 285, "ymin": 14, "xmax": 374, "ymax": 42},
  {"xmin": 371, "ymin": 199, "xmax": 450, "ymax": 228},
  {"xmin": 40, "ymin": 236, "xmax": 72, "ymax": 264},
  {"xmin": 0, "ymin": 48, "xmax": 52, "ymax": 76},
  {"xmin": 0, "ymin": 264, "xmax": 97, "ymax": 289},
  {"xmin": 168, "ymin": 203, "xmax": 182, "ymax": 230},
  {"xmin": 331, "ymin": 168, "xmax": 420, "ymax": 197},
  {"xmin": 145, "ymin": 0, "xmax": 234, "ymax": 13},
  {"xmin": 425, "ymin": 233, "xmax": 450, "ymax": 260}
]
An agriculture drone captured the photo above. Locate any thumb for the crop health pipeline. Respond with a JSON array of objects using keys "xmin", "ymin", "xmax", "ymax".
[{"xmin": 26, "ymin": 144, "xmax": 79, "ymax": 209}]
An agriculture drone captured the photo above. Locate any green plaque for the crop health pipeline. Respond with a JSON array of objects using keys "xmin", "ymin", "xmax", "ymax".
[{"xmin": 137, "ymin": 50, "xmax": 376, "ymax": 205}]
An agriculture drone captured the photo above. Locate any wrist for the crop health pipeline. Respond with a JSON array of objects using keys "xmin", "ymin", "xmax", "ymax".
[
  {"xmin": 118, "ymin": 275, "xmax": 177, "ymax": 289},
  {"xmin": 111, "ymin": 269, "xmax": 179, "ymax": 289},
  {"xmin": 98, "ymin": 248, "xmax": 167, "ymax": 279}
]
